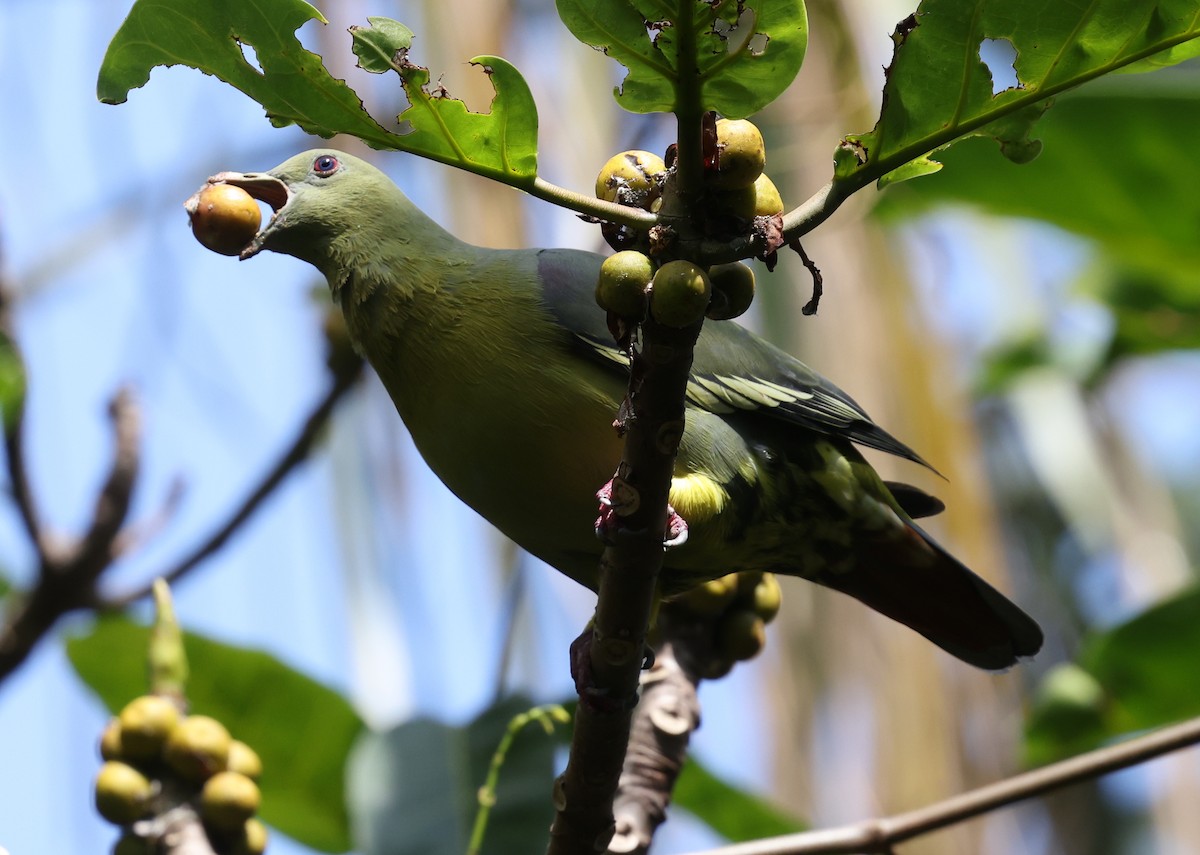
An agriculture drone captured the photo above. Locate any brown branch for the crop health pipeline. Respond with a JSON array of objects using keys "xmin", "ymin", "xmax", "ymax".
[
  {"xmin": 548, "ymin": 312, "xmax": 704, "ymax": 855},
  {"xmin": 99, "ymin": 361, "xmax": 363, "ymax": 610},
  {"xmin": 0, "ymin": 388, "xmax": 144, "ymax": 682},
  {"xmin": 679, "ymin": 714, "xmax": 1200, "ymax": 855},
  {"xmin": 0, "ymin": 277, "xmax": 41, "ymax": 547},
  {"xmin": 610, "ymin": 637, "xmax": 701, "ymax": 854}
]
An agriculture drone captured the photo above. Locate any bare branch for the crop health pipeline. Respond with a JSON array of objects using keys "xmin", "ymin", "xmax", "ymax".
[
  {"xmin": 0, "ymin": 274, "xmax": 41, "ymax": 548},
  {"xmin": 610, "ymin": 638, "xmax": 701, "ymax": 854},
  {"xmin": 99, "ymin": 363, "xmax": 362, "ymax": 609},
  {"xmin": 679, "ymin": 715, "xmax": 1200, "ymax": 855}
]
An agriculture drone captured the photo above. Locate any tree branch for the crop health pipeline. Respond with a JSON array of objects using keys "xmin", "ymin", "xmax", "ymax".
[
  {"xmin": 680, "ymin": 715, "xmax": 1200, "ymax": 855},
  {"xmin": 99, "ymin": 360, "xmax": 363, "ymax": 610}
]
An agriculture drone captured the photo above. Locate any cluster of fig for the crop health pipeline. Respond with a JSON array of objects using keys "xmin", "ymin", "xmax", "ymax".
[
  {"xmin": 95, "ymin": 694, "xmax": 267, "ymax": 855},
  {"xmin": 673, "ymin": 570, "xmax": 782, "ymax": 680},
  {"xmin": 592, "ymin": 117, "xmax": 779, "ymax": 329}
]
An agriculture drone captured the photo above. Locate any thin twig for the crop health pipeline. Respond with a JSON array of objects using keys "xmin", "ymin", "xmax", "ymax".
[
  {"xmin": 0, "ymin": 275, "xmax": 41, "ymax": 548},
  {"xmin": 99, "ymin": 362, "xmax": 363, "ymax": 610},
  {"xmin": 680, "ymin": 715, "xmax": 1200, "ymax": 855}
]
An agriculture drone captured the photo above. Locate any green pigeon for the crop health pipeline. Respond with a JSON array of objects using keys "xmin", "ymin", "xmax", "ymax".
[{"xmin": 209, "ymin": 150, "xmax": 1042, "ymax": 670}]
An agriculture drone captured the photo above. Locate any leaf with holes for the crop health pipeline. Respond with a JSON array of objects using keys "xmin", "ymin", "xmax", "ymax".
[
  {"xmin": 348, "ymin": 17, "xmax": 537, "ymax": 181},
  {"xmin": 99, "ymin": 1, "xmax": 537, "ymax": 182},
  {"xmin": 556, "ymin": 0, "xmax": 807, "ymax": 116},
  {"xmin": 834, "ymin": 0, "xmax": 1200, "ymax": 191}
]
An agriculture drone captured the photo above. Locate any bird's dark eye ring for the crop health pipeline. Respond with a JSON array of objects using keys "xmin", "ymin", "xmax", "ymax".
[{"xmin": 313, "ymin": 155, "xmax": 340, "ymax": 176}]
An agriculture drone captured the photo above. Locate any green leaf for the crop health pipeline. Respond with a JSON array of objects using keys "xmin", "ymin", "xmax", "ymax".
[
  {"xmin": 99, "ymin": 2, "xmax": 537, "ymax": 182},
  {"xmin": 675, "ymin": 757, "xmax": 807, "ymax": 840},
  {"xmin": 877, "ymin": 81, "xmax": 1200, "ymax": 284},
  {"xmin": 556, "ymin": 0, "xmax": 808, "ymax": 116},
  {"xmin": 835, "ymin": 0, "xmax": 1200, "ymax": 191},
  {"xmin": 0, "ymin": 572, "xmax": 11, "ymax": 600},
  {"xmin": 66, "ymin": 616, "xmax": 363, "ymax": 853},
  {"xmin": 1025, "ymin": 587, "xmax": 1200, "ymax": 765},
  {"xmin": 349, "ymin": 18, "xmax": 538, "ymax": 181},
  {"xmin": 347, "ymin": 696, "xmax": 555, "ymax": 855}
]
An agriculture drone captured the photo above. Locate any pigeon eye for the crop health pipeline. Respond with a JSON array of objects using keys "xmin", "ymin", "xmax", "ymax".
[{"xmin": 313, "ymin": 155, "xmax": 340, "ymax": 176}]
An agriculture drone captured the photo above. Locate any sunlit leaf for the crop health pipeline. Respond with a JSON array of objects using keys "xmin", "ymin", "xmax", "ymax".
[
  {"xmin": 835, "ymin": 0, "xmax": 1200, "ymax": 191},
  {"xmin": 556, "ymin": 0, "xmax": 807, "ymax": 116},
  {"xmin": 347, "ymin": 696, "xmax": 554, "ymax": 855},
  {"xmin": 675, "ymin": 757, "xmax": 807, "ymax": 840},
  {"xmin": 99, "ymin": 1, "xmax": 537, "ymax": 182},
  {"xmin": 67, "ymin": 616, "xmax": 362, "ymax": 853}
]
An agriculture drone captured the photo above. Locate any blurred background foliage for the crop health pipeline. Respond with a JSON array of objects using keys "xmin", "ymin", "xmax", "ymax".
[{"xmin": 3, "ymin": 0, "xmax": 1200, "ymax": 854}]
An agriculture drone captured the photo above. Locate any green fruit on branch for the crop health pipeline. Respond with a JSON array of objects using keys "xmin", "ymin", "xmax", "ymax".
[
  {"xmin": 186, "ymin": 183, "xmax": 262, "ymax": 256},
  {"xmin": 595, "ymin": 150, "xmax": 667, "ymax": 208},
  {"xmin": 595, "ymin": 250, "xmax": 653, "ymax": 319},
  {"xmin": 117, "ymin": 695, "xmax": 181, "ymax": 762},
  {"xmin": 711, "ymin": 119, "xmax": 766, "ymax": 190},
  {"xmin": 226, "ymin": 740, "xmax": 263, "ymax": 781},
  {"xmin": 163, "ymin": 715, "xmax": 231, "ymax": 782},
  {"xmin": 717, "ymin": 610, "xmax": 767, "ymax": 661},
  {"xmin": 100, "ymin": 717, "xmax": 125, "ymax": 761},
  {"xmin": 94, "ymin": 761, "xmax": 154, "ymax": 825},
  {"xmin": 228, "ymin": 818, "xmax": 270, "ymax": 855},
  {"xmin": 200, "ymin": 771, "xmax": 262, "ymax": 832},
  {"xmin": 650, "ymin": 260, "xmax": 711, "ymax": 328},
  {"xmin": 706, "ymin": 263, "xmax": 756, "ymax": 321},
  {"xmin": 751, "ymin": 573, "xmax": 782, "ymax": 621},
  {"xmin": 752, "ymin": 173, "xmax": 784, "ymax": 216},
  {"xmin": 679, "ymin": 574, "xmax": 738, "ymax": 617}
]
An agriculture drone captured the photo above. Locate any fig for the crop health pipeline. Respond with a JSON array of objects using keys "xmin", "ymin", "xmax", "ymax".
[
  {"xmin": 650, "ymin": 260, "xmax": 711, "ymax": 328},
  {"xmin": 117, "ymin": 695, "xmax": 180, "ymax": 762},
  {"xmin": 596, "ymin": 251, "xmax": 653, "ymax": 319},
  {"xmin": 711, "ymin": 119, "xmax": 766, "ymax": 190},
  {"xmin": 94, "ymin": 761, "xmax": 153, "ymax": 825},
  {"xmin": 595, "ymin": 150, "xmax": 667, "ymax": 208},
  {"xmin": 200, "ymin": 771, "xmax": 262, "ymax": 832},
  {"xmin": 706, "ymin": 263, "xmax": 756, "ymax": 320},
  {"xmin": 187, "ymin": 183, "xmax": 262, "ymax": 256},
  {"xmin": 163, "ymin": 715, "xmax": 231, "ymax": 782}
]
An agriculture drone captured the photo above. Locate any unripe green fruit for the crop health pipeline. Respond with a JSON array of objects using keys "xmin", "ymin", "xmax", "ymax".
[
  {"xmin": 100, "ymin": 717, "xmax": 124, "ymax": 761},
  {"xmin": 226, "ymin": 740, "xmax": 263, "ymax": 781},
  {"xmin": 751, "ymin": 573, "xmax": 782, "ymax": 622},
  {"xmin": 595, "ymin": 150, "xmax": 667, "ymax": 208},
  {"xmin": 706, "ymin": 263, "xmax": 756, "ymax": 321},
  {"xmin": 228, "ymin": 818, "xmax": 270, "ymax": 855},
  {"xmin": 200, "ymin": 771, "xmax": 262, "ymax": 832},
  {"xmin": 752, "ymin": 173, "xmax": 784, "ymax": 216},
  {"xmin": 712, "ymin": 119, "xmax": 766, "ymax": 190},
  {"xmin": 187, "ymin": 183, "xmax": 262, "ymax": 256},
  {"xmin": 699, "ymin": 656, "xmax": 735, "ymax": 681},
  {"xmin": 650, "ymin": 261, "xmax": 711, "ymax": 328},
  {"xmin": 716, "ymin": 610, "xmax": 767, "ymax": 662},
  {"xmin": 679, "ymin": 574, "xmax": 738, "ymax": 617},
  {"xmin": 596, "ymin": 251, "xmax": 652, "ymax": 319},
  {"xmin": 117, "ymin": 695, "xmax": 181, "ymax": 761},
  {"xmin": 164, "ymin": 715, "xmax": 231, "ymax": 782},
  {"xmin": 94, "ymin": 761, "xmax": 153, "ymax": 825}
]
